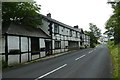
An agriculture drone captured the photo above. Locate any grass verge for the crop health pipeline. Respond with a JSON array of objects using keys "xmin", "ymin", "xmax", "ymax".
[{"xmin": 107, "ymin": 41, "xmax": 119, "ymax": 78}]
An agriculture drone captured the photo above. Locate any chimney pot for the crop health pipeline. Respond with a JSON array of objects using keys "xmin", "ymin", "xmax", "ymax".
[{"xmin": 47, "ymin": 13, "xmax": 51, "ymax": 18}]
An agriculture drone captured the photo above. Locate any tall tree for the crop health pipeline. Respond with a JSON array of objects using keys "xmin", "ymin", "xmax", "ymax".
[
  {"xmin": 106, "ymin": 1, "xmax": 120, "ymax": 44},
  {"xmin": 2, "ymin": 2, "xmax": 42, "ymax": 27},
  {"xmin": 89, "ymin": 23, "xmax": 101, "ymax": 38},
  {"xmin": 85, "ymin": 23, "xmax": 101, "ymax": 47}
]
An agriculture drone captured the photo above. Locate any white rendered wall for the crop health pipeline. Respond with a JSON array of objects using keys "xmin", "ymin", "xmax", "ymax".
[
  {"xmin": 0, "ymin": 37, "xmax": 5, "ymax": 53},
  {"xmin": 39, "ymin": 38, "xmax": 45, "ymax": 48},
  {"xmin": 65, "ymin": 41, "xmax": 68, "ymax": 47},
  {"xmin": 67, "ymin": 29, "xmax": 70, "ymax": 36},
  {"xmin": 59, "ymin": 26, "xmax": 63, "ymax": 35},
  {"xmin": 61, "ymin": 41, "xmax": 64, "ymax": 48},
  {"xmin": 8, "ymin": 55, "xmax": 19, "ymax": 65},
  {"xmin": 21, "ymin": 37, "xmax": 28, "ymax": 52},
  {"xmin": 21, "ymin": 53, "xmax": 28, "ymax": 63},
  {"xmin": 8, "ymin": 36, "xmax": 19, "ymax": 52},
  {"xmin": 29, "ymin": 38, "xmax": 31, "ymax": 51},
  {"xmin": 52, "ymin": 40, "xmax": 55, "ymax": 49},
  {"xmin": 78, "ymin": 41, "xmax": 80, "ymax": 47},
  {"xmin": 52, "ymin": 24, "xmax": 54, "ymax": 33}
]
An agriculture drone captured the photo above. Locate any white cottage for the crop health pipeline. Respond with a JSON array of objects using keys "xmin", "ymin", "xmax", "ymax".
[{"xmin": 1, "ymin": 23, "xmax": 50, "ymax": 65}]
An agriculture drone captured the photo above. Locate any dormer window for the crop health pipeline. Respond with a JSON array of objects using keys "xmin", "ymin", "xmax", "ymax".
[{"xmin": 54, "ymin": 24, "xmax": 59, "ymax": 34}]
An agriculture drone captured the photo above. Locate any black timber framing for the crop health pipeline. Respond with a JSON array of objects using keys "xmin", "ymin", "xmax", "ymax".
[
  {"xmin": 5, "ymin": 33, "xmax": 8, "ymax": 65},
  {"xmin": 2, "ymin": 33, "xmax": 50, "ymax": 63},
  {"xmin": 3, "ymin": 33, "xmax": 50, "ymax": 39},
  {"xmin": 39, "ymin": 38, "xmax": 41, "ymax": 58},
  {"xmin": 27, "ymin": 37, "xmax": 30, "ymax": 62},
  {"xmin": 63, "ymin": 35, "xmax": 65, "ymax": 52},
  {"xmin": 60, "ymin": 34, "xmax": 62, "ymax": 53},
  {"xmin": 19, "ymin": 36, "xmax": 21, "ymax": 63},
  {"xmin": 48, "ymin": 22, "xmax": 53, "ymax": 55}
]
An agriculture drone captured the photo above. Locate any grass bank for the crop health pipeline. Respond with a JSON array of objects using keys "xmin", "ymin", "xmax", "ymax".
[{"xmin": 107, "ymin": 41, "xmax": 119, "ymax": 78}]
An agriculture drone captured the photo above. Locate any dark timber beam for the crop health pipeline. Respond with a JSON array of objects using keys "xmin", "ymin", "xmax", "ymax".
[
  {"xmin": 28, "ymin": 37, "xmax": 30, "ymax": 62},
  {"xmin": 5, "ymin": 33, "xmax": 8, "ymax": 66},
  {"xmin": 19, "ymin": 36, "xmax": 21, "ymax": 63}
]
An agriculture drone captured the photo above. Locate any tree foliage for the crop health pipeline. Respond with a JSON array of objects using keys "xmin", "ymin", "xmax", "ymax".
[
  {"xmin": 2, "ymin": 2, "xmax": 42, "ymax": 27},
  {"xmin": 85, "ymin": 23, "xmax": 101, "ymax": 48},
  {"xmin": 105, "ymin": 1, "xmax": 120, "ymax": 44},
  {"xmin": 89, "ymin": 23, "xmax": 101, "ymax": 38}
]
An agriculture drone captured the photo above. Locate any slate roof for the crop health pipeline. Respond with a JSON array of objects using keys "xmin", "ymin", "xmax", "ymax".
[
  {"xmin": 2, "ymin": 23, "xmax": 50, "ymax": 38},
  {"xmin": 41, "ymin": 14, "xmax": 84, "ymax": 34}
]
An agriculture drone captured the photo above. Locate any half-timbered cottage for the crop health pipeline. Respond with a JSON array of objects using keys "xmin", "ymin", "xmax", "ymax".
[
  {"xmin": 1, "ymin": 23, "xmax": 50, "ymax": 65},
  {"xmin": 39, "ymin": 13, "xmax": 90, "ymax": 54}
]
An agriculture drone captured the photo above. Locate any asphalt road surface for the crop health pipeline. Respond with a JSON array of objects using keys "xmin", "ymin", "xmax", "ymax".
[{"xmin": 2, "ymin": 44, "xmax": 112, "ymax": 79}]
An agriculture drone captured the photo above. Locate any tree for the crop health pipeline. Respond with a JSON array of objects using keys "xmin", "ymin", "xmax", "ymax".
[
  {"xmin": 89, "ymin": 23, "xmax": 101, "ymax": 38},
  {"xmin": 85, "ymin": 23, "xmax": 101, "ymax": 48},
  {"xmin": 106, "ymin": 1, "xmax": 120, "ymax": 44},
  {"xmin": 104, "ymin": 15, "xmax": 116, "ymax": 39},
  {"xmin": 2, "ymin": 2, "xmax": 42, "ymax": 27}
]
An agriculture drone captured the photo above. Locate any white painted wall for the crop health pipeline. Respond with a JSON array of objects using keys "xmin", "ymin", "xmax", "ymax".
[
  {"xmin": 52, "ymin": 40, "xmax": 55, "ymax": 49},
  {"xmin": 52, "ymin": 24, "xmax": 54, "ymax": 33},
  {"xmin": 67, "ymin": 29, "xmax": 70, "ymax": 36},
  {"xmin": 8, "ymin": 36, "xmax": 19, "ymax": 52},
  {"xmin": 65, "ymin": 41, "xmax": 68, "ymax": 47},
  {"xmin": 78, "ymin": 41, "xmax": 80, "ymax": 47},
  {"xmin": 21, "ymin": 53, "xmax": 28, "ymax": 63},
  {"xmin": 61, "ymin": 41, "xmax": 64, "ymax": 48},
  {"xmin": 39, "ymin": 38, "xmax": 45, "ymax": 48},
  {"xmin": 8, "ymin": 55, "xmax": 19, "ymax": 65},
  {"xmin": 0, "ymin": 37, "xmax": 5, "ymax": 53},
  {"xmin": 29, "ymin": 38, "xmax": 31, "ymax": 51},
  {"xmin": 32, "ymin": 54, "xmax": 39, "ymax": 60},
  {"xmin": 59, "ymin": 26, "xmax": 63, "ymax": 35},
  {"xmin": 40, "ymin": 52, "xmax": 45, "ymax": 57},
  {"xmin": 21, "ymin": 37, "xmax": 28, "ymax": 52}
]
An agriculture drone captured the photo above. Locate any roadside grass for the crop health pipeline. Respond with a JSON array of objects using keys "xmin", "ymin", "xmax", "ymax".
[{"xmin": 107, "ymin": 41, "xmax": 119, "ymax": 78}]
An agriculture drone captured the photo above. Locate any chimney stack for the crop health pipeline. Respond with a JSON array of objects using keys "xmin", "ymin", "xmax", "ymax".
[
  {"xmin": 47, "ymin": 13, "xmax": 51, "ymax": 18},
  {"xmin": 74, "ymin": 25, "xmax": 78, "ymax": 29}
]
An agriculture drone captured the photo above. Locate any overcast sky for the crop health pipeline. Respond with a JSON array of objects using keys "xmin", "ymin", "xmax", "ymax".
[{"xmin": 35, "ymin": 0, "xmax": 113, "ymax": 34}]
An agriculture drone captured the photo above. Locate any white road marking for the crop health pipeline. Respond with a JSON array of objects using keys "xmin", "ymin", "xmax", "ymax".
[
  {"xmin": 88, "ymin": 50, "xmax": 93, "ymax": 54},
  {"xmin": 35, "ymin": 64, "xmax": 67, "ymax": 79},
  {"xmin": 88, "ymin": 51, "xmax": 91, "ymax": 54},
  {"xmin": 75, "ymin": 55, "xmax": 86, "ymax": 61}
]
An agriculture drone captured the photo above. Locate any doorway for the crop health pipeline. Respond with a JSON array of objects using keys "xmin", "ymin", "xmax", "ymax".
[
  {"xmin": 31, "ymin": 37, "xmax": 40, "ymax": 55},
  {"xmin": 45, "ymin": 40, "xmax": 51, "ymax": 55}
]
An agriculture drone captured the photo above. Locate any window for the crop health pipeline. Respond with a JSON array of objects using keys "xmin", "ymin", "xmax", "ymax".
[
  {"xmin": 54, "ymin": 24, "xmax": 59, "ymax": 34},
  {"xmin": 76, "ymin": 32, "xmax": 78, "ymax": 38},
  {"xmin": 70, "ymin": 29, "xmax": 72, "ymax": 37},
  {"xmin": 55, "ymin": 41, "xmax": 61, "ymax": 49}
]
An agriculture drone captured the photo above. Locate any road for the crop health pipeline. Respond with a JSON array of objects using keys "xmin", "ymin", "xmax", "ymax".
[{"xmin": 2, "ymin": 44, "xmax": 112, "ymax": 79}]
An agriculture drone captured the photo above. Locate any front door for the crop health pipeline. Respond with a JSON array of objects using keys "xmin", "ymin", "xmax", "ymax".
[
  {"xmin": 31, "ymin": 37, "xmax": 39, "ymax": 55},
  {"xmin": 45, "ymin": 40, "xmax": 51, "ymax": 55}
]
